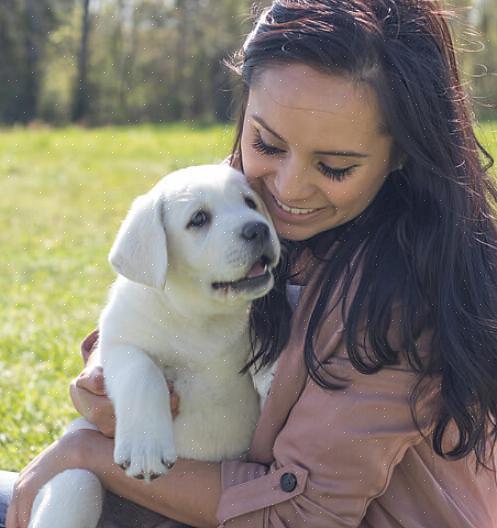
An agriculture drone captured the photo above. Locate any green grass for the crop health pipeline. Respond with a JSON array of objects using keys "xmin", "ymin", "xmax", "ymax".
[
  {"xmin": 0, "ymin": 123, "xmax": 233, "ymax": 470},
  {"xmin": 1, "ymin": 121, "xmax": 496, "ymax": 471}
]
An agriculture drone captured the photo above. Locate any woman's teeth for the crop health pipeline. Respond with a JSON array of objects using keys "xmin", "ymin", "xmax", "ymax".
[{"xmin": 273, "ymin": 195, "xmax": 320, "ymax": 215}]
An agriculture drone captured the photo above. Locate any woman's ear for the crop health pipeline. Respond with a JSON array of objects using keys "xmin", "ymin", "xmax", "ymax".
[{"xmin": 108, "ymin": 192, "xmax": 168, "ymax": 289}]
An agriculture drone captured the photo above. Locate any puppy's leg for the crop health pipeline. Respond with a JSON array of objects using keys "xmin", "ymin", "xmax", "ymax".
[
  {"xmin": 103, "ymin": 345, "xmax": 176, "ymax": 480},
  {"xmin": 29, "ymin": 419, "xmax": 103, "ymax": 528},
  {"xmin": 29, "ymin": 469, "xmax": 103, "ymax": 528}
]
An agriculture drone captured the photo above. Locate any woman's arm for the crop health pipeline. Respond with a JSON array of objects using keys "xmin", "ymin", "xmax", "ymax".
[
  {"xmin": 70, "ymin": 333, "xmax": 178, "ymax": 438},
  {"xmin": 70, "ymin": 364, "xmax": 116, "ymax": 437},
  {"xmin": 70, "ymin": 330, "xmax": 117, "ymax": 438},
  {"xmin": 76, "ymin": 429, "xmax": 221, "ymax": 528},
  {"xmin": 7, "ymin": 429, "xmax": 221, "ymax": 528},
  {"xmin": 6, "ymin": 432, "xmax": 88, "ymax": 528},
  {"xmin": 71, "ymin": 334, "xmax": 214, "ymax": 525}
]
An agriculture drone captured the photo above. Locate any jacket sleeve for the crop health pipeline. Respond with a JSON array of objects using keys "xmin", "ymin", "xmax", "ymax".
[{"xmin": 216, "ymin": 355, "xmax": 437, "ymax": 527}]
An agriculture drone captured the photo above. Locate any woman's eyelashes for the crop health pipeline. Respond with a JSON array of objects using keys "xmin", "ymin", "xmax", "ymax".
[
  {"xmin": 251, "ymin": 129, "xmax": 358, "ymax": 181},
  {"xmin": 316, "ymin": 161, "xmax": 358, "ymax": 181},
  {"xmin": 251, "ymin": 130, "xmax": 284, "ymax": 156}
]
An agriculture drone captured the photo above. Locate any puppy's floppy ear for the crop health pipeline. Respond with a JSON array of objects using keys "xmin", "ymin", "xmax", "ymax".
[{"xmin": 109, "ymin": 192, "xmax": 167, "ymax": 289}]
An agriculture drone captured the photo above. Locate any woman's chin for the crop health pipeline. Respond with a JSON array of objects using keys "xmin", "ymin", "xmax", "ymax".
[{"xmin": 274, "ymin": 221, "xmax": 320, "ymax": 241}]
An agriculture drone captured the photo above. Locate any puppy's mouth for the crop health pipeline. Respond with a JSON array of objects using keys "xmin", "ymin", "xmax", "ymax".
[{"xmin": 212, "ymin": 256, "xmax": 273, "ymax": 293}]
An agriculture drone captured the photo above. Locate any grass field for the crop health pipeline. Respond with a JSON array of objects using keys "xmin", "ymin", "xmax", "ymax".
[
  {"xmin": 1, "ymin": 122, "xmax": 497, "ymax": 471},
  {"xmin": 0, "ymin": 123, "xmax": 233, "ymax": 471}
]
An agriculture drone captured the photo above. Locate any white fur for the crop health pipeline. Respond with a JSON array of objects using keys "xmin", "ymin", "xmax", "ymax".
[{"xmin": 29, "ymin": 165, "xmax": 279, "ymax": 528}]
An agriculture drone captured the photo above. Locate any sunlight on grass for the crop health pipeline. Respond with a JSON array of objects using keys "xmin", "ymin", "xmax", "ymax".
[{"xmin": 0, "ymin": 123, "xmax": 233, "ymax": 470}]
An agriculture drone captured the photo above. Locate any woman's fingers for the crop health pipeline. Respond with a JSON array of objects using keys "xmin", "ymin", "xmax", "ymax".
[
  {"xmin": 80, "ymin": 331, "xmax": 99, "ymax": 365},
  {"xmin": 14, "ymin": 484, "xmax": 31, "ymax": 528},
  {"xmin": 70, "ymin": 364, "xmax": 116, "ymax": 437},
  {"xmin": 70, "ymin": 379, "xmax": 116, "ymax": 438},
  {"xmin": 167, "ymin": 380, "xmax": 180, "ymax": 419},
  {"xmin": 5, "ymin": 494, "xmax": 18, "ymax": 528},
  {"xmin": 76, "ymin": 365, "xmax": 107, "ymax": 396},
  {"xmin": 6, "ymin": 478, "xmax": 29, "ymax": 528},
  {"xmin": 7, "ymin": 470, "xmax": 41, "ymax": 528},
  {"xmin": 6, "ymin": 435, "xmax": 83, "ymax": 528},
  {"xmin": 71, "ymin": 365, "xmax": 178, "ymax": 431}
]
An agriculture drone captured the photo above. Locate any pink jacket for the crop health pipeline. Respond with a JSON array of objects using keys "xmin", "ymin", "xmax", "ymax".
[
  {"xmin": 215, "ymin": 257, "xmax": 497, "ymax": 527},
  {"xmin": 81, "ymin": 259, "xmax": 497, "ymax": 528}
]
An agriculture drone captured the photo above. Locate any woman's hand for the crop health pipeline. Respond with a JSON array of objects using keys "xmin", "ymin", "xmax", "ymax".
[
  {"xmin": 6, "ymin": 432, "xmax": 81, "ymax": 528},
  {"xmin": 70, "ymin": 360, "xmax": 180, "ymax": 438},
  {"xmin": 70, "ymin": 364, "xmax": 116, "ymax": 438}
]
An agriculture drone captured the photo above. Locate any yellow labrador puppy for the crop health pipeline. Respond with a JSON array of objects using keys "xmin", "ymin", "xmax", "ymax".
[{"xmin": 29, "ymin": 164, "xmax": 280, "ymax": 528}]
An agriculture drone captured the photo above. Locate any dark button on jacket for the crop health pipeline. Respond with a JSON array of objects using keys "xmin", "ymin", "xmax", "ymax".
[{"xmin": 280, "ymin": 472, "xmax": 297, "ymax": 492}]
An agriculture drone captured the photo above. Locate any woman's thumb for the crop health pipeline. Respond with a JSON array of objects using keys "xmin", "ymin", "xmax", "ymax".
[{"xmin": 76, "ymin": 366, "xmax": 107, "ymax": 396}]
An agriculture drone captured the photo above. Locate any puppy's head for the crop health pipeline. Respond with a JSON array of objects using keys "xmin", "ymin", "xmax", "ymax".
[{"xmin": 109, "ymin": 164, "xmax": 280, "ymax": 311}]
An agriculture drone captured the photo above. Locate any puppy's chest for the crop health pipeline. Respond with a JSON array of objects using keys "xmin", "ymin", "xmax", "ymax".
[
  {"xmin": 250, "ymin": 284, "xmax": 302, "ymax": 410},
  {"xmin": 145, "ymin": 323, "xmax": 249, "ymax": 369},
  {"xmin": 251, "ymin": 360, "xmax": 279, "ymax": 411}
]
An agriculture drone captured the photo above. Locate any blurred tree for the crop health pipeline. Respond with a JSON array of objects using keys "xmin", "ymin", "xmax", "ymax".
[
  {"xmin": 0, "ymin": 0, "xmax": 55, "ymax": 122},
  {"xmin": 84, "ymin": 0, "xmax": 257, "ymax": 124},
  {"xmin": 451, "ymin": 0, "xmax": 497, "ymax": 121},
  {"xmin": 0, "ymin": 0, "xmax": 23, "ymax": 122},
  {"xmin": 72, "ymin": 0, "xmax": 91, "ymax": 122},
  {"xmin": 469, "ymin": 0, "xmax": 497, "ymax": 119},
  {"xmin": 0, "ymin": 0, "xmax": 75, "ymax": 123},
  {"xmin": 0, "ymin": 0, "xmax": 494, "ymax": 125},
  {"xmin": 22, "ymin": 0, "xmax": 56, "ymax": 122}
]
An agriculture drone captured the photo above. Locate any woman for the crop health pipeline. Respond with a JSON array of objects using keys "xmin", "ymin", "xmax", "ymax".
[{"xmin": 3, "ymin": 1, "xmax": 497, "ymax": 526}]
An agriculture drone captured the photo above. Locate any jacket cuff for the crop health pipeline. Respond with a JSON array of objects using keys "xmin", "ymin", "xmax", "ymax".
[{"xmin": 217, "ymin": 460, "xmax": 308, "ymax": 525}]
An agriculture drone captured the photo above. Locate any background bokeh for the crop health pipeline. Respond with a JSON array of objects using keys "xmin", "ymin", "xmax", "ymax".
[{"xmin": 0, "ymin": 0, "xmax": 495, "ymax": 126}]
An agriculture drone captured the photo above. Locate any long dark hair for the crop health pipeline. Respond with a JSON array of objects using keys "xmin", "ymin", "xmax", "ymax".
[{"xmin": 231, "ymin": 0, "xmax": 497, "ymax": 467}]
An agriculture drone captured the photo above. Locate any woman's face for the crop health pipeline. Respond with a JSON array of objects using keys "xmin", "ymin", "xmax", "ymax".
[{"xmin": 241, "ymin": 64, "xmax": 396, "ymax": 241}]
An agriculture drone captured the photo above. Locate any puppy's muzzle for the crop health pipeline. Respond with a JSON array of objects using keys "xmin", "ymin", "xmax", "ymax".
[
  {"xmin": 241, "ymin": 221, "xmax": 269, "ymax": 244},
  {"xmin": 241, "ymin": 221, "xmax": 276, "ymax": 260},
  {"xmin": 211, "ymin": 220, "xmax": 278, "ymax": 294}
]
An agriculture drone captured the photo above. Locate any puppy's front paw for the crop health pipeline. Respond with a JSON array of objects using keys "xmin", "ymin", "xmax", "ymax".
[{"xmin": 114, "ymin": 430, "xmax": 177, "ymax": 482}]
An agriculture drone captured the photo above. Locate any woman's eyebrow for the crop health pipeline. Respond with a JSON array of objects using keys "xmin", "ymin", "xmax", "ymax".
[
  {"xmin": 252, "ymin": 115, "xmax": 286, "ymax": 142},
  {"xmin": 251, "ymin": 115, "xmax": 370, "ymax": 158}
]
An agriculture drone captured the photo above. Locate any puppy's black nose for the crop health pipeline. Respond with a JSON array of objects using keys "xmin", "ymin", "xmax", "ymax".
[{"xmin": 241, "ymin": 221, "xmax": 269, "ymax": 242}]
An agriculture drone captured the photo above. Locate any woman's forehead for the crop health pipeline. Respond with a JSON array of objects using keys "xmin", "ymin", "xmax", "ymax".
[{"xmin": 246, "ymin": 64, "xmax": 388, "ymax": 151}]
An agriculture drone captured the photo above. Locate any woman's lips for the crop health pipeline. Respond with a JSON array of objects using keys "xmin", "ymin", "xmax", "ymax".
[
  {"xmin": 268, "ymin": 191, "xmax": 326, "ymax": 223},
  {"xmin": 272, "ymin": 194, "xmax": 321, "ymax": 215}
]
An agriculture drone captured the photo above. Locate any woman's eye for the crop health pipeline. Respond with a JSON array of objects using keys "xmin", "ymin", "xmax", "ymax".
[
  {"xmin": 251, "ymin": 130, "xmax": 284, "ymax": 156},
  {"xmin": 187, "ymin": 210, "xmax": 210, "ymax": 228},
  {"xmin": 244, "ymin": 197, "xmax": 257, "ymax": 210},
  {"xmin": 251, "ymin": 128, "xmax": 357, "ymax": 182},
  {"xmin": 317, "ymin": 161, "xmax": 358, "ymax": 181}
]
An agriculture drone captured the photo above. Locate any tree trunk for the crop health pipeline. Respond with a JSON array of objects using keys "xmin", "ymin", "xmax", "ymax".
[
  {"xmin": 72, "ymin": 0, "xmax": 91, "ymax": 122},
  {"xmin": 22, "ymin": 0, "xmax": 41, "ymax": 122}
]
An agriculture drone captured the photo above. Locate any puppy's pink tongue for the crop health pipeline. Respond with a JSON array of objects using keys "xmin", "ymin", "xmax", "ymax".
[{"xmin": 247, "ymin": 261, "xmax": 266, "ymax": 278}]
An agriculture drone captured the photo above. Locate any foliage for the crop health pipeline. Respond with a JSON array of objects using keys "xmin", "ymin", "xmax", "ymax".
[
  {"xmin": 1, "ymin": 0, "xmax": 494, "ymax": 125},
  {"xmin": 451, "ymin": 0, "xmax": 497, "ymax": 121},
  {"xmin": 0, "ymin": 0, "xmax": 266, "ymax": 125}
]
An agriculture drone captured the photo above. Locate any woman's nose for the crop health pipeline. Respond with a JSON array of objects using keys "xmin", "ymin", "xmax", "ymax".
[{"xmin": 273, "ymin": 159, "xmax": 312, "ymax": 202}]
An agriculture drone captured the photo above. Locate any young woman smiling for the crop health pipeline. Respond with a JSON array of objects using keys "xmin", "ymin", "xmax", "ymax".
[{"xmin": 3, "ymin": 1, "xmax": 497, "ymax": 527}]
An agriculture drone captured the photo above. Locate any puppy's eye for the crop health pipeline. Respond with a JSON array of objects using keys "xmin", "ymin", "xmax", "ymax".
[
  {"xmin": 187, "ymin": 210, "xmax": 210, "ymax": 228},
  {"xmin": 244, "ymin": 197, "xmax": 257, "ymax": 210}
]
